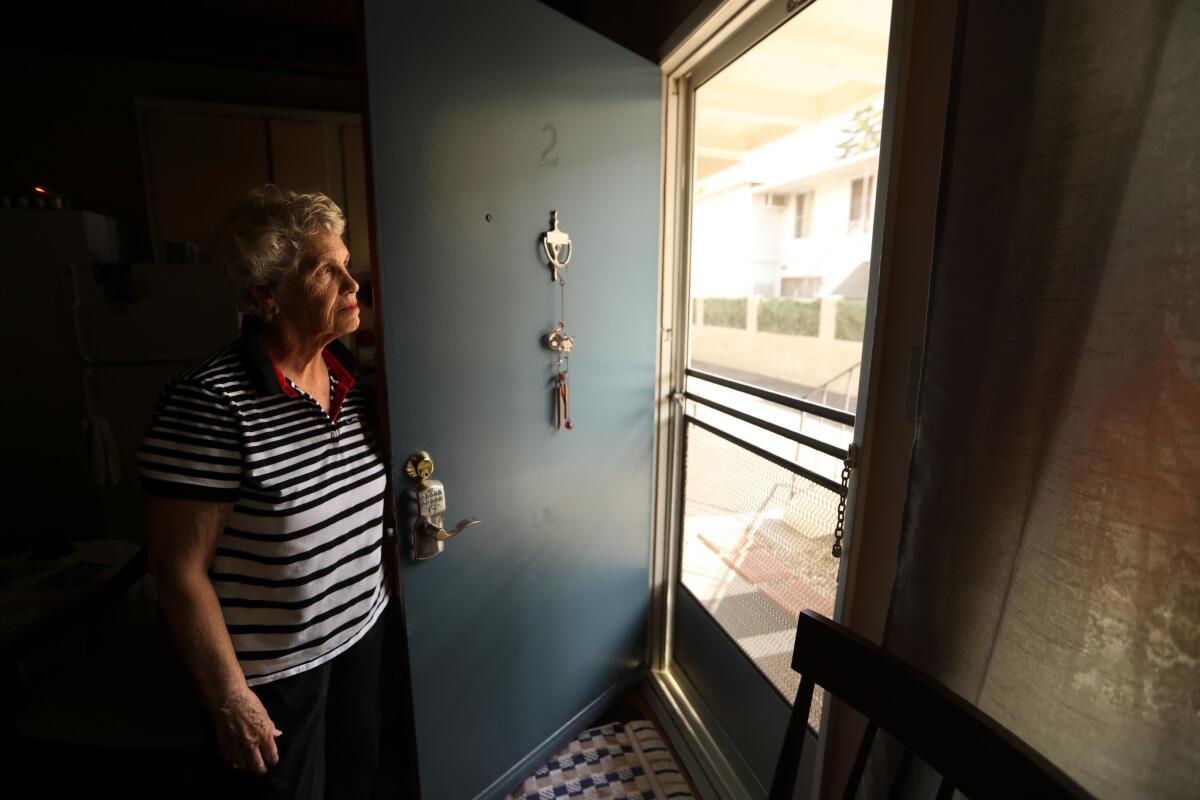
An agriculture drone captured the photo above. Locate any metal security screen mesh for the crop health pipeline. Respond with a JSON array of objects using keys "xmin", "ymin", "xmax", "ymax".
[{"xmin": 679, "ymin": 420, "xmax": 843, "ymax": 729}]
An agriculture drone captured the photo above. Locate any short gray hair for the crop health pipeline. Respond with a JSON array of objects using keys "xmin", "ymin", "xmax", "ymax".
[{"xmin": 216, "ymin": 186, "xmax": 347, "ymax": 317}]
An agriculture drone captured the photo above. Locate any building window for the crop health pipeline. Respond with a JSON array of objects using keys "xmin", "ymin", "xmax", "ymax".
[
  {"xmin": 760, "ymin": 192, "xmax": 789, "ymax": 209},
  {"xmin": 848, "ymin": 175, "xmax": 875, "ymax": 233},
  {"xmin": 793, "ymin": 191, "xmax": 813, "ymax": 238}
]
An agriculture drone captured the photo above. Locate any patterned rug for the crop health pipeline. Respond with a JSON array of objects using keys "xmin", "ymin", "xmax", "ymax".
[{"xmin": 506, "ymin": 720, "xmax": 694, "ymax": 800}]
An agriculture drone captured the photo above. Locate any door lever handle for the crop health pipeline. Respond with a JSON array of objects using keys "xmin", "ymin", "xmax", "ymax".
[
  {"xmin": 405, "ymin": 451, "xmax": 481, "ymax": 560},
  {"xmin": 421, "ymin": 516, "xmax": 481, "ymax": 542}
]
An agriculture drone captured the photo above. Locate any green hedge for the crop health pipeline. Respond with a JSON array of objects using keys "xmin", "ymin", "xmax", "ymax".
[
  {"xmin": 757, "ymin": 298, "xmax": 820, "ymax": 336},
  {"xmin": 703, "ymin": 298, "xmax": 747, "ymax": 329},
  {"xmin": 836, "ymin": 299, "xmax": 867, "ymax": 341}
]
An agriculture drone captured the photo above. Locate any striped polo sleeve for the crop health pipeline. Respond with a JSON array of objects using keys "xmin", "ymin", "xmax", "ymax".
[{"xmin": 138, "ymin": 377, "xmax": 243, "ymax": 502}]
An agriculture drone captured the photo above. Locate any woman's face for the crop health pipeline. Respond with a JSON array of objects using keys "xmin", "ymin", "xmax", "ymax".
[{"xmin": 269, "ymin": 229, "xmax": 360, "ymax": 343}]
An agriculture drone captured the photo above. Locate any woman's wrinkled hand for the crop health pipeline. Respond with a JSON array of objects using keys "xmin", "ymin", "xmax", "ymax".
[{"xmin": 214, "ymin": 687, "xmax": 283, "ymax": 775}]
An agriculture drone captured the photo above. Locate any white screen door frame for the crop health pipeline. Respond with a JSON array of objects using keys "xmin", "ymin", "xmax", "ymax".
[{"xmin": 646, "ymin": 0, "xmax": 909, "ymax": 796}]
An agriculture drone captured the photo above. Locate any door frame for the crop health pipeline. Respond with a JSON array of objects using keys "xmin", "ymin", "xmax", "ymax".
[{"xmin": 647, "ymin": 0, "xmax": 913, "ymax": 795}]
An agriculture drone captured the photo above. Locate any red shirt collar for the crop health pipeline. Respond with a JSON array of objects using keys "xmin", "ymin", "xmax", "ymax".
[{"xmin": 241, "ymin": 317, "xmax": 361, "ymax": 401}]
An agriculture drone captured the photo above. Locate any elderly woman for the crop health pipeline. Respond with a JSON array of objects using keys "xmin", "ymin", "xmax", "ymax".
[{"xmin": 138, "ymin": 187, "xmax": 394, "ymax": 798}]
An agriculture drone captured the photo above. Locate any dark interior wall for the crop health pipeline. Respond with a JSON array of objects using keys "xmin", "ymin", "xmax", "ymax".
[
  {"xmin": 0, "ymin": 0, "xmax": 705, "ymax": 262},
  {"xmin": 0, "ymin": 48, "xmax": 363, "ymax": 551},
  {"xmin": 0, "ymin": 48, "xmax": 361, "ymax": 261}
]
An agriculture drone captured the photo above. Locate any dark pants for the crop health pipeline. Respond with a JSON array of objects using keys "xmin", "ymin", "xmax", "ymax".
[{"xmin": 217, "ymin": 618, "xmax": 385, "ymax": 799}]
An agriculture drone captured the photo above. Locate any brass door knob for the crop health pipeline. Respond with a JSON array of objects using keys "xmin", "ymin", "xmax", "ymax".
[{"xmin": 405, "ymin": 451, "xmax": 435, "ymax": 480}]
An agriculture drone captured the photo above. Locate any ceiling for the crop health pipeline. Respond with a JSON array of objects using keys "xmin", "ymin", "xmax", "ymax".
[
  {"xmin": 541, "ymin": 0, "xmax": 706, "ymax": 62},
  {"xmin": 2, "ymin": 0, "xmax": 359, "ymax": 74},
  {"xmin": 3, "ymin": 1, "xmax": 702, "ymax": 76}
]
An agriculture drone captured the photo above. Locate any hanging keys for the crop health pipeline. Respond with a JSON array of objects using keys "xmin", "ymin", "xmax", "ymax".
[
  {"xmin": 554, "ymin": 361, "xmax": 573, "ymax": 431},
  {"xmin": 552, "ymin": 357, "xmax": 571, "ymax": 429}
]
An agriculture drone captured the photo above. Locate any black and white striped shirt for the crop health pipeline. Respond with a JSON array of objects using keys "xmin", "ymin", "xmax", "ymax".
[{"xmin": 138, "ymin": 329, "xmax": 389, "ymax": 685}]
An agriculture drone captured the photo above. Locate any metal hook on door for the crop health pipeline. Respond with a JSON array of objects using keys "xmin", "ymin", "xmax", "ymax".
[{"xmin": 541, "ymin": 210, "xmax": 572, "ymax": 282}]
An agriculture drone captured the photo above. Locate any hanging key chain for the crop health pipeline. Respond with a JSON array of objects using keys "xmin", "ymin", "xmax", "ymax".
[
  {"xmin": 555, "ymin": 361, "xmax": 573, "ymax": 431},
  {"xmin": 548, "ymin": 276, "xmax": 575, "ymax": 431},
  {"xmin": 550, "ymin": 278, "xmax": 574, "ymax": 352},
  {"xmin": 542, "ymin": 212, "xmax": 576, "ymax": 432}
]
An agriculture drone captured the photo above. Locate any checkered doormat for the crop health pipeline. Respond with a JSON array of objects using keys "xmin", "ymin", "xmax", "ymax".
[{"xmin": 506, "ymin": 720, "xmax": 694, "ymax": 800}]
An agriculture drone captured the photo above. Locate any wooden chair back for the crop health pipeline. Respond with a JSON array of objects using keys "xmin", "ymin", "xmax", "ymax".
[{"xmin": 769, "ymin": 610, "xmax": 1093, "ymax": 800}]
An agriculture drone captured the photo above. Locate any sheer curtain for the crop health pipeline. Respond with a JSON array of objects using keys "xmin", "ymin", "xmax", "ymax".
[{"xmin": 881, "ymin": 1, "xmax": 1198, "ymax": 797}]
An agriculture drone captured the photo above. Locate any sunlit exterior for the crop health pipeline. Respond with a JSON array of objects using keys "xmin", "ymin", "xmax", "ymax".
[{"xmin": 679, "ymin": 0, "xmax": 893, "ymax": 721}]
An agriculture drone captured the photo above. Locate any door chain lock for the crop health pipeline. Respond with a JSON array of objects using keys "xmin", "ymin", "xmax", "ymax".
[{"xmin": 831, "ymin": 443, "xmax": 858, "ymax": 559}]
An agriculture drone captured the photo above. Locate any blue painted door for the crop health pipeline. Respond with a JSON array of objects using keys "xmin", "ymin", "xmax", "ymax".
[{"xmin": 362, "ymin": 3, "xmax": 661, "ymax": 798}]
